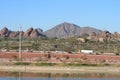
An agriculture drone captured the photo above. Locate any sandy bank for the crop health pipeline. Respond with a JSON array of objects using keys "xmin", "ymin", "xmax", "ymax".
[{"xmin": 0, "ymin": 65, "xmax": 120, "ymax": 73}]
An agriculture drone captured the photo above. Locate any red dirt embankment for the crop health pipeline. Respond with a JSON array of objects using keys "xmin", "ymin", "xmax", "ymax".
[{"xmin": 0, "ymin": 52, "xmax": 120, "ymax": 64}]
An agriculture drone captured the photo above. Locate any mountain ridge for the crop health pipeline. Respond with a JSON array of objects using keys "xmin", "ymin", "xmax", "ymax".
[
  {"xmin": 0, "ymin": 22, "xmax": 103, "ymax": 38},
  {"xmin": 44, "ymin": 22, "xmax": 102, "ymax": 38}
]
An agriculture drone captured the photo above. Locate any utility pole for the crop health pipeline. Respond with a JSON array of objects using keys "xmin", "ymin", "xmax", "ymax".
[{"xmin": 19, "ymin": 26, "xmax": 22, "ymax": 61}]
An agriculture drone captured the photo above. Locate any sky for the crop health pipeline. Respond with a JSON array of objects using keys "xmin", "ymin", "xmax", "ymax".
[{"xmin": 0, "ymin": 0, "xmax": 120, "ymax": 33}]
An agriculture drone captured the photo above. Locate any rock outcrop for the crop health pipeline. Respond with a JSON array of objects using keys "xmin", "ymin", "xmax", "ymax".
[
  {"xmin": 0, "ymin": 27, "xmax": 44, "ymax": 38},
  {"xmin": 30, "ymin": 29, "xmax": 40, "ymax": 38},
  {"xmin": 88, "ymin": 32, "xmax": 98, "ymax": 41},
  {"xmin": 23, "ymin": 27, "xmax": 33, "ymax": 38},
  {"xmin": 113, "ymin": 32, "xmax": 120, "ymax": 38},
  {"xmin": 99, "ymin": 31, "xmax": 111, "ymax": 43},
  {"xmin": 23, "ymin": 28, "xmax": 44, "ymax": 38},
  {"xmin": 0, "ymin": 27, "xmax": 10, "ymax": 37},
  {"xmin": 0, "ymin": 22, "xmax": 119, "ymax": 42},
  {"xmin": 9, "ymin": 31, "xmax": 19, "ymax": 38}
]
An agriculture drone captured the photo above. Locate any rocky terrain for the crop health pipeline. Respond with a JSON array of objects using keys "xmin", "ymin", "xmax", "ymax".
[
  {"xmin": 23, "ymin": 27, "xmax": 44, "ymax": 38},
  {"xmin": 44, "ymin": 22, "xmax": 102, "ymax": 38},
  {"xmin": 0, "ymin": 22, "xmax": 120, "ymax": 41},
  {"xmin": 0, "ymin": 27, "xmax": 45, "ymax": 38},
  {"xmin": 0, "ymin": 22, "xmax": 102, "ymax": 38}
]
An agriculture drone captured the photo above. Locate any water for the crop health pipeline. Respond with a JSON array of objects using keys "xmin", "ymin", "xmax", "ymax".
[{"xmin": 0, "ymin": 71, "xmax": 120, "ymax": 80}]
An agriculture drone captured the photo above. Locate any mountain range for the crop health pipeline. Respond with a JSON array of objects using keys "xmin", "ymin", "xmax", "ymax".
[
  {"xmin": 44, "ymin": 22, "xmax": 102, "ymax": 38},
  {"xmin": 0, "ymin": 22, "xmax": 102, "ymax": 38}
]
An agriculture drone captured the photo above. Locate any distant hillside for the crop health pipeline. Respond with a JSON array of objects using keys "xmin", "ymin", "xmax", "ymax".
[
  {"xmin": 79, "ymin": 26, "xmax": 102, "ymax": 35},
  {"xmin": 0, "ymin": 22, "xmax": 102, "ymax": 38},
  {"xmin": 23, "ymin": 27, "xmax": 45, "ymax": 38},
  {"xmin": 44, "ymin": 22, "xmax": 102, "ymax": 38},
  {"xmin": 0, "ymin": 27, "xmax": 45, "ymax": 38}
]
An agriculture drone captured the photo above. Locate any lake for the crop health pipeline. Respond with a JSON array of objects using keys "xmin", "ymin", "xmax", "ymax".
[{"xmin": 0, "ymin": 71, "xmax": 120, "ymax": 80}]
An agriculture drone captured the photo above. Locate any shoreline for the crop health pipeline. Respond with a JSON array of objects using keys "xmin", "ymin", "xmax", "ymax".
[{"xmin": 0, "ymin": 65, "xmax": 120, "ymax": 73}]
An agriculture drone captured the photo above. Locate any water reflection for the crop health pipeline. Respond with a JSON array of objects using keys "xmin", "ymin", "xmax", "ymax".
[
  {"xmin": 18, "ymin": 72, "xmax": 21, "ymax": 80},
  {"xmin": 0, "ymin": 71, "xmax": 120, "ymax": 80}
]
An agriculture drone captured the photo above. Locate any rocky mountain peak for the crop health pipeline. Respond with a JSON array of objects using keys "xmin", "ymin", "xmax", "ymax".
[
  {"xmin": 0, "ymin": 26, "xmax": 45, "ymax": 38},
  {"xmin": 44, "ymin": 22, "xmax": 101, "ymax": 38},
  {"xmin": 1, "ymin": 27, "xmax": 9, "ymax": 33},
  {"xmin": 23, "ymin": 27, "xmax": 33, "ymax": 37},
  {"xmin": 2, "ymin": 27, "xmax": 8, "ymax": 31},
  {"xmin": 0, "ymin": 27, "xmax": 10, "ymax": 37},
  {"xmin": 36, "ymin": 28, "xmax": 43, "ymax": 34},
  {"xmin": 0, "ymin": 22, "xmax": 110, "ymax": 39},
  {"xmin": 23, "ymin": 27, "xmax": 44, "ymax": 38},
  {"xmin": 30, "ymin": 29, "xmax": 40, "ymax": 38}
]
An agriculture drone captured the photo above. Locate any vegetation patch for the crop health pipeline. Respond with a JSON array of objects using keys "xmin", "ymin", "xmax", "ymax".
[
  {"xmin": 63, "ymin": 63, "xmax": 111, "ymax": 67},
  {"xmin": 12, "ymin": 62, "xmax": 118, "ymax": 67},
  {"xmin": 14, "ymin": 62, "xmax": 31, "ymax": 65},
  {"xmin": 35, "ymin": 63, "xmax": 56, "ymax": 66}
]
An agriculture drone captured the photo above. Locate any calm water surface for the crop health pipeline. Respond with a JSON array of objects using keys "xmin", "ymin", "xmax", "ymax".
[{"xmin": 0, "ymin": 71, "xmax": 120, "ymax": 80}]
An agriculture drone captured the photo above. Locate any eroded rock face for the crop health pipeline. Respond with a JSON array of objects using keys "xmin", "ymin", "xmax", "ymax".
[
  {"xmin": 0, "ymin": 24, "xmax": 119, "ymax": 42},
  {"xmin": 23, "ymin": 28, "xmax": 44, "ymax": 38},
  {"xmin": 0, "ymin": 27, "xmax": 44, "ymax": 38},
  {"xmin": 23, "ymin": 27, "xmax": 44, "ymax": 38},
  {"xmin": 88, "ymin": 31, "xmax": 113, "ymax": 42},
  {"xmin": 100, "ymin": 31, "xmax": 111, "ymax": 38},
  {"xmin": 0, "ymin": 27, "xmax": 10, "ymax": 37},
  {"xmin": 113, "ymin": 32, "xmax": 120, "ymax": 38},
  {"xmin": 9, "ymin": 31, "xmax": 19, "ymax": 38},
  {"xmin": 30, "ymin": 29, "xmax": 40, "ymax": 38},
  {"xmin": 36, "ymin": 28, "xmax": 43, "ymax": 34},
  {"xmin": 99, "ymin": 31, "xmax": 111, "ymax": 42},
  {"xmin": 89, "ymin": 32, "xmax": 97, "ymax": 39},
  {"xmin": 23, "ymin": 27, "xmax": 33, "ymax": 37},
  {"xmin": 88, "ymin": 32, "xmax": 98, "ymax": 41}
]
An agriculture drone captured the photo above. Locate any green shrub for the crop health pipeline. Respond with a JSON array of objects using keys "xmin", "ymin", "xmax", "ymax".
[
  {"xmin": 35, "ymin": 63, "xmax": 56, "ymax": 66},
  {"xmin": 14, "ymin": 62, "xmax": 31, "ymax": 65},
  {"xmin": 63, "ymin": 63, "xmax": 110, "ymax": 67}
]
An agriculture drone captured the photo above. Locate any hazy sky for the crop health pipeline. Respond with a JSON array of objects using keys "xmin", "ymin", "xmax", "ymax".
[{"xmin": 0, "ymin": 0, "xmax": 120, "ymax": 33}]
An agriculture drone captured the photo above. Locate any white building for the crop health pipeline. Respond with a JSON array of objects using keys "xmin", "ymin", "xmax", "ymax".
[{"xmin": 80, "ymin": 50, "xmax": 94, "ymax": 54}]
